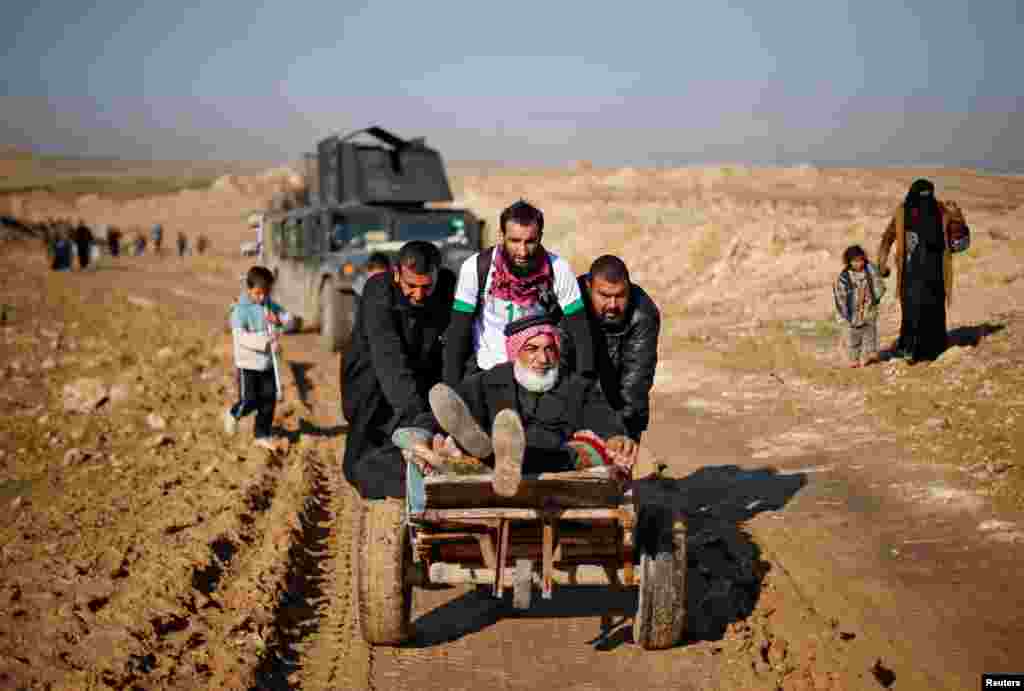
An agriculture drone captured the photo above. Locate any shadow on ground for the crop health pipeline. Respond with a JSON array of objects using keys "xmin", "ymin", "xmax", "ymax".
[
  {"xmin": 405, "ymin": 464, "xmax": 807, "ymax": 650},
  {"xmin": 946, "ymin": 322, "xmax": 1006, "ymax": 348},
  {"xmin": 879, "ymin": 321, "xmax": 1007, "ymax": 362},
  {"xmin": 273, "ymin": 418, "xmax": 348, "ymax": 444},
  {"xmin": 287, "ymin": 361, "xmax": 315, "ymax": 411}
]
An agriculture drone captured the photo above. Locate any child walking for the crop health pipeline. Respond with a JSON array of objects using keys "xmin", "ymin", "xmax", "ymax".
[
  {"xmin": 225, "ymin": 266, "xmax": 294, "ymax": 449},
  {"xmin": 834, "ymin": 245, "xmax": 886, "ymax": 368}
]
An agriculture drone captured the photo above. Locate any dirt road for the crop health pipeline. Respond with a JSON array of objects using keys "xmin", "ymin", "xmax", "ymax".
[{"xmin": 2, "ymin": 248, "xmax": 1023, "ymax": 690}]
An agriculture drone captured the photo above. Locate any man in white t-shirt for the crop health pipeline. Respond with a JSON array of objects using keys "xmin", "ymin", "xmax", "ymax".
[{"xmin": 443, "ymin": 200, "xmax": 595, "ymax": 385}]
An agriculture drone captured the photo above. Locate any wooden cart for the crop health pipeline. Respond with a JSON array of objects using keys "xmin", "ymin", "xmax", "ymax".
[{"xmin": 356, "ymin": 467, "xmax": 687, "ymax": 650}]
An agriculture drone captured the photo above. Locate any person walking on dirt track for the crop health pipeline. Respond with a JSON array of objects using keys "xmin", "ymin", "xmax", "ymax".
[
  {"xmin": 351, "ymin": 251, "xmax": 392, "ymax": 325},
  {"xmin": 72, "ymin": 220, "xmax": 95, "ymax": 270},
  {"xmin": 562, "ymin": 255, "xmax": 661, "ymax": 441},
  {"xmin": 394, "ymin": 314, "xmax": 640, "ymax": 499},
  {"xmin": 877, "ymin": 179, "xmax": 970, "ymax": 363},
  {"xmin": 225, "ymin": 266, "xmax": 295, "ymax": 451},
  {"xmin": 177, "ymin": 231, "xmax": 188, "ymax": 258},
  {"xmin": 107, "ymin": 226, "xmax": 122, "ymax": 257},
  {"xmin": 442, "ymin": 199, "xmax": 595, "ymax": 387},
  {"xmin": 341, "ymin": 241, "xmax": 456, "ymax": 500},
  {"xmin": 50, "ymin": 229, "xmax": 73, "ymax": 272},
  {"xmin": 151, "ymin": 223, "xmax": 163, "ymax": 256}
]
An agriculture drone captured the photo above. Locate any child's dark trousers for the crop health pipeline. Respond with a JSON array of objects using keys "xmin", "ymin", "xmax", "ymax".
[{"xmin": 231, "ymin": 368, "xmax": 277, "ymax": 439}]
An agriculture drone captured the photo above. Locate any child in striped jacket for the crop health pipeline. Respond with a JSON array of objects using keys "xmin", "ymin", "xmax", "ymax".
[{"xmin": 834, "ymin": 245, "xmax": 886, "ymax": 368}]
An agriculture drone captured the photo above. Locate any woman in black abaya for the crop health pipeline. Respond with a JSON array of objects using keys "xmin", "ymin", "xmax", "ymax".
[{"xmin": 897, "ymin": 179, "xmax": 948, "ymax": 362}]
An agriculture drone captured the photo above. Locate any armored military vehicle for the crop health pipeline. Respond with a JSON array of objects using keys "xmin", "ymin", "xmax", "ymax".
[{"xmin": 262, "ymin": 127, "xmax": 484, "ymax": 351}]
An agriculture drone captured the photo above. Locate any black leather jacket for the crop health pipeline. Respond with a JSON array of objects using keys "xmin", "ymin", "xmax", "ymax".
[{"xmin": 562, "ymin": 275, "xmax": 660, "ymax": 440}]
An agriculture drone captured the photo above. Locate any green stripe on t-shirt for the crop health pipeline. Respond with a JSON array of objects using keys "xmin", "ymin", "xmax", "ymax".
[
  {"xmin": 562, "ymin": 298, "xmax": 584, "ymax": 316},
  {"xmin": 453, "ymin": 299, "xmax": 476, "ymax": 313}
]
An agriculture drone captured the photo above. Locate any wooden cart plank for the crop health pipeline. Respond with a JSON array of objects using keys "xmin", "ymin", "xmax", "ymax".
[
  {"xmin": 430, "ymin": 562, "xmax": 632, "ymax": 587},
  {"xmin": 415, "ymin": 507, "xmax": 633, "ymax": 523},
  {"xmin": 476, "ymin": 533, "xmax": 496, "ymax": 570},
  {"xmin": 438, "ymin": 542, "xmax": 620, "ymax": 562},
  {"xmin": 423, "ymin": 472, "xmax": 623, "ymax": 509},
  {"xmin": 494, "ymin": 519, "xmax": 511, "ymax": 598},
  {"xmin": 542, "ymin": 520, "xmax": 555, "ymax": 599}
]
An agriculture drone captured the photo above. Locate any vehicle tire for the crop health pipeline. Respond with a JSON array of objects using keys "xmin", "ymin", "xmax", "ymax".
[
  {"xmin": 320, "ymin": 281, "xmax": 354, "ymax": 352},
  {"xmin": 633, "ymin": 504, "xmax": 687, "ymax": 650},
  {"xmin": 357, "ymin": 498, "xmax": 413, "ymax": 645}
]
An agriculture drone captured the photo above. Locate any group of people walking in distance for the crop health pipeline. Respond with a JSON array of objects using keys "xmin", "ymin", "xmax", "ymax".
[{"xmin": 32, "ymin": 217, "xmax": 210, "ymax": 271}]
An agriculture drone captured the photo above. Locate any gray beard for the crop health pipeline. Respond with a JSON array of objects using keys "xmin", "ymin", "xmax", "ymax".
[{"xmin": 513, "ymin": 361, "xmax": 559, "ymax": 393}]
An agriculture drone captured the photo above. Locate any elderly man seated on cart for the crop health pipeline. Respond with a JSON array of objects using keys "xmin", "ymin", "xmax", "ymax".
[
  {"xmin": 361, "ymin": 315, "xmax": 684, "ymax": 651},
  {"xmin": 393, "ymin": 313, "xmax": 641, "ymax": 500}
]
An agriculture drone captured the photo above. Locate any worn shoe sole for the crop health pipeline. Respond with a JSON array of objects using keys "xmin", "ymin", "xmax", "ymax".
[
  {"xmin": 429, "ymin": 384, "xmax": 493, "ymax": 458},
  {"xmin": 223, "ymin": 408, "xmax": 238, "ymax": 437},
  {"xmin": 491, "ymin": 409, "xmax": 525, "ymax": 497}
]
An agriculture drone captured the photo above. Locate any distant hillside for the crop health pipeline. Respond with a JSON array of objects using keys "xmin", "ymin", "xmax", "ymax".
[
  {"xmin": 0, "ymin": 149, "xmax": 282, "ymax": 200},
  {"xmin": 0, "ymin": 146, "xmax": 35, "ymax": 159}
]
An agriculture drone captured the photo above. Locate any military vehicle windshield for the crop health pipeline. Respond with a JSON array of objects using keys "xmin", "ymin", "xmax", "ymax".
[
  {"xmin": 329, "ymin": 219, "xmax": 386, "ymax": 252},
  {"xmin": 395, "ymin": 217, "xmax": 467, "ymax": 244}
]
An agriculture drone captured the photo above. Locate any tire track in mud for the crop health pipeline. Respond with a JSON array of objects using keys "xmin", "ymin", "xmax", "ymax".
[{"xmin": 264, "ymin": 457, "xmax": 371, "ymax": 691}]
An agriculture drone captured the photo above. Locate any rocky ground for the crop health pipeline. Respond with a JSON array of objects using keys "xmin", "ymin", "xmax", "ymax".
[{"xmin": 2, "ymin": 158, "xmax": 1024, "ymax": 690}]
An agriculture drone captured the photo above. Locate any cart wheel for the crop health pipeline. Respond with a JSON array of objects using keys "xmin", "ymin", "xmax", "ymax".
[
  {"xmin": 633, "ymin": 505, "xmax": 687, "ymax": 650},
  {"xmin": 357, "ymin": 498, "xmax": 412, "ymax": 645}
]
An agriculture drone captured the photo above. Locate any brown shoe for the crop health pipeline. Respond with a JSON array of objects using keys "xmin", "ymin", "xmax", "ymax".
[
  {"xmin": 429, "ymin": 384, "xmax": 493, "ymax": 458},
  {"xmin": 491, "ymin": 409, "xmax": 525, "ymax": 497}
]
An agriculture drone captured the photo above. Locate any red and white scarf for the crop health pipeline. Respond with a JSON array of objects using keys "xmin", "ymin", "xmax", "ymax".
[{"xmin": 488, "ymin": 246, "xmax": 553, "ymax": 307}]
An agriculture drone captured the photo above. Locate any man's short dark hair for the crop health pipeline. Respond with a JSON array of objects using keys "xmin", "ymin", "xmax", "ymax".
[
  {"xmin": 500, "ymin": 200, "xmax": 544, "ymax": 235},
  {"xmin": 246, "ymin": 266, "xmax": 275, "ymax": 290},
  {"xmin": 590, "ymin": 254, "xmax": 630, "ymax": 284},
  {"xmin": 842, "ymin": 245, "xmax": 867, "ymax": 266},
  {"xmin": 397, "ymin": 241, "xmax": 442, "ymax": 275},
  {"xmin": 366, "ymin": 252, "xmax": 391, "ymax": 272}
]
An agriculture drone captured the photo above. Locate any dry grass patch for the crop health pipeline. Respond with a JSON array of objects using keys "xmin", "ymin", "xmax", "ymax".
[{"xmin": 863, "ymin": 317, "xmax": 1024, "ymax": 508}]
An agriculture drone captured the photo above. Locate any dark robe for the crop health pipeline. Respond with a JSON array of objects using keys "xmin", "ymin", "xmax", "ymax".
[
  {"xmin": 341, "ymin": 269, "xmax": 455, "ymax": 498},
  {"xmin": 415, "ymin": 362, "xmax": 627, "ymax": 474},
  {"xmin": 72, "ymin": 225, "xmax": 94, "ymax": 269},
  {"xmin": 898, "ymin": 198, "xmax": 948, "ymax": 361}
]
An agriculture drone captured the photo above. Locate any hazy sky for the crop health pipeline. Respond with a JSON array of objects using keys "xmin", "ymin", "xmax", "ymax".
[{"xmin": 1, "ymin": 0, "xmax": 1021, "ymax": 169}]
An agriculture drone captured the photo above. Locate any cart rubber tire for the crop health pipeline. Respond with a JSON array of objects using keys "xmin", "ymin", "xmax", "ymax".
[
  {"xmin": 357, "ymin": 498, "xmax": 412, "ymax": 645},
  {"xmin": 634, "ymin": 505, "xmax": 687, "ymax": 650},
  {"xmin": 320, "ymin": 282, "xmax": 354, "ymax": 353}
]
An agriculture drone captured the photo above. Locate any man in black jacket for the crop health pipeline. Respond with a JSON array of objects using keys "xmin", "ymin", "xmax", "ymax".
[
  {"xmin": 341, "ymin": 241, "xmax": 456, "ymax": 499},
  {"xmin": 564, "ymin": 255, "xmax": 660, "ymax": 441}
]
